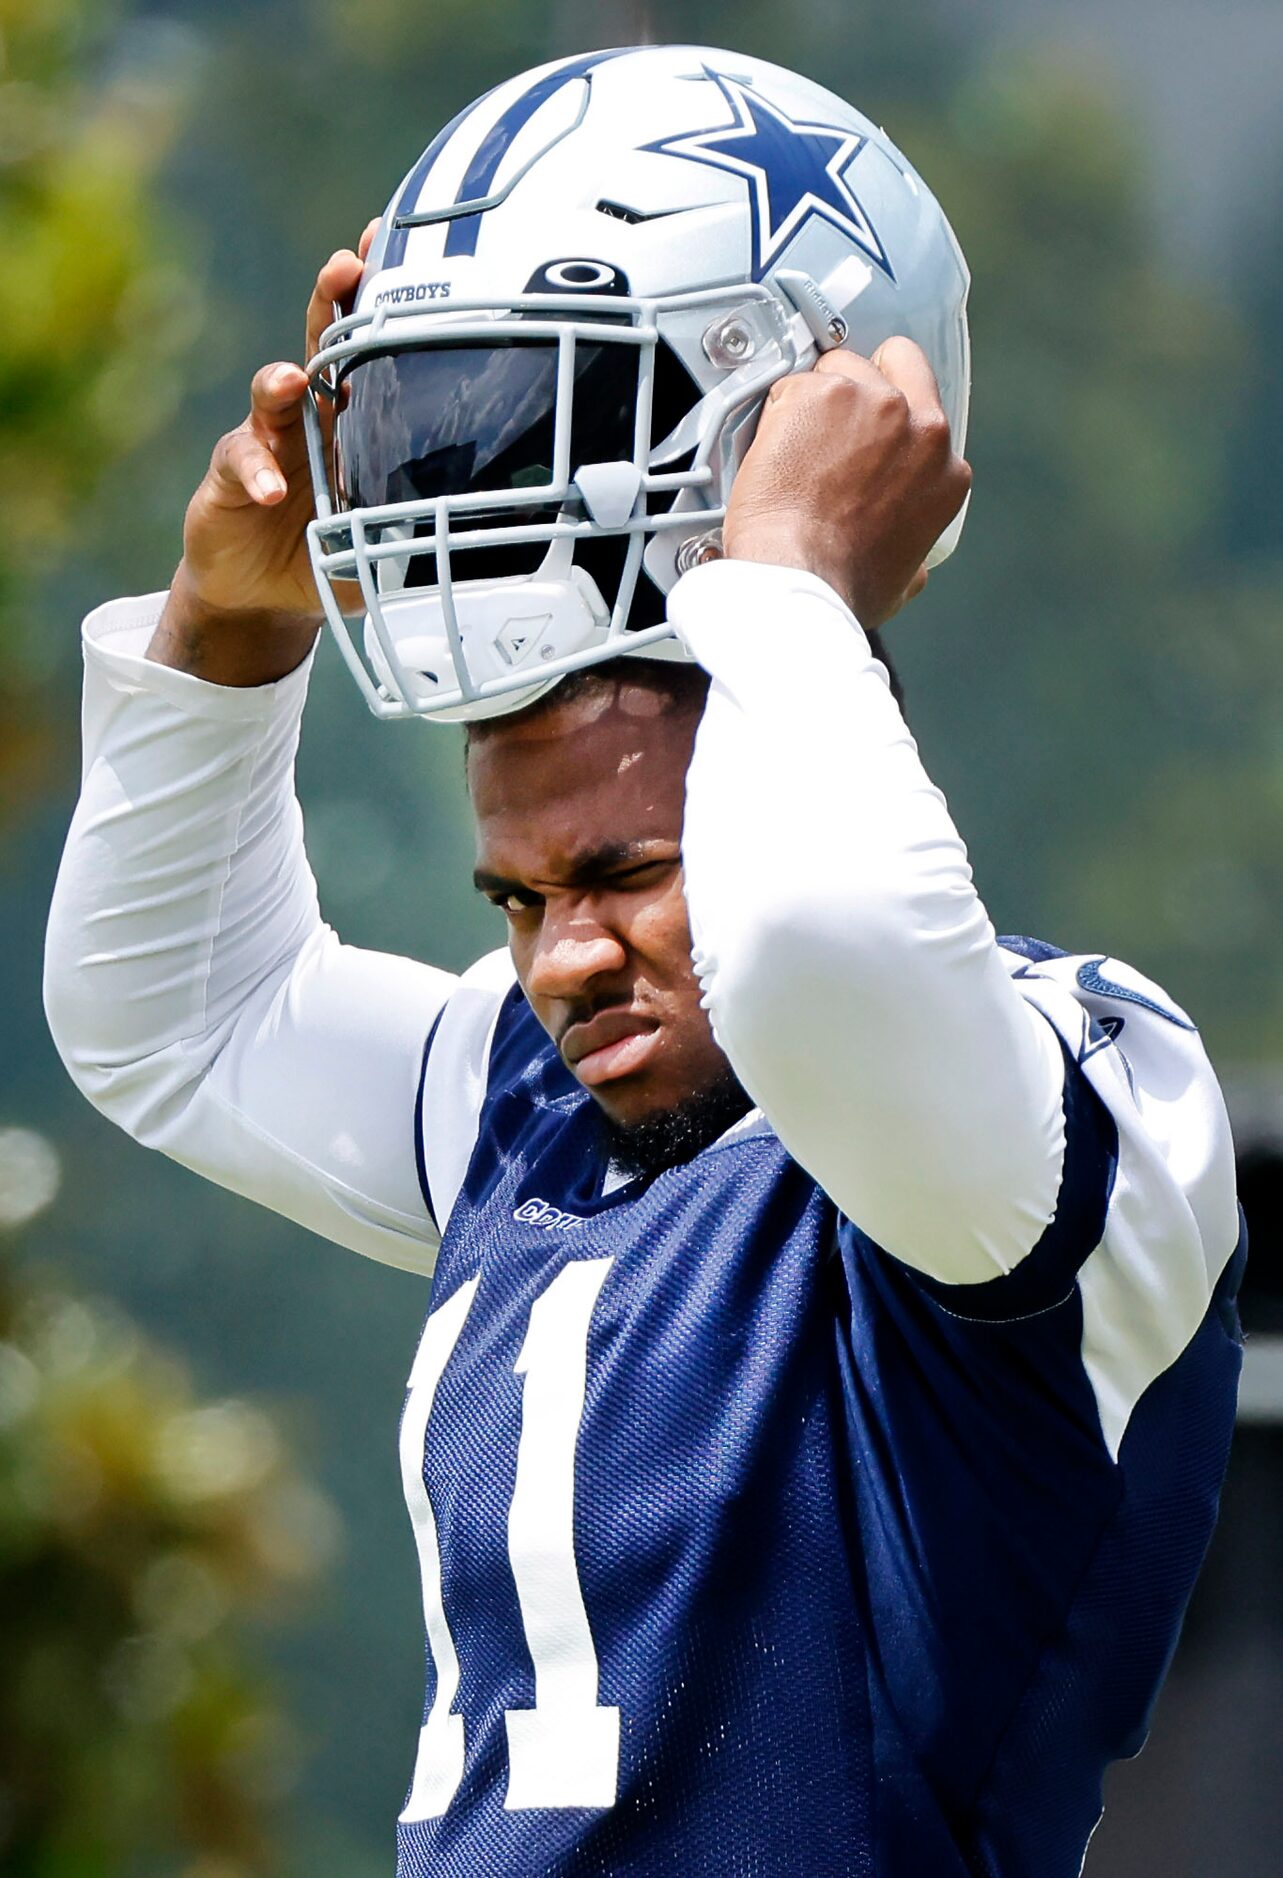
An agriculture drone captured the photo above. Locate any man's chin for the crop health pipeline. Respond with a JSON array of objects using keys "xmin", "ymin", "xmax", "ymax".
[{"xmin": 592, "ymin": 1069, "xmax": 753, "ymax": 1182}]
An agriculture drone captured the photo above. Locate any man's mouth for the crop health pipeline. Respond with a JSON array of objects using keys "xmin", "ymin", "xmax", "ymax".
[{"xmin": 560, "ymin": 1010, "xmax": 661, "ymax": 1088}]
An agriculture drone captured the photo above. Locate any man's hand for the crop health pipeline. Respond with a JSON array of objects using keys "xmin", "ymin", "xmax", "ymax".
[
  {"xmin": 147, "ymin": 220, "xmax": 379, "ymax": 686},
  {"xmin": 722, "ymin": 338, "xmax": 971, "ymax": 630}
]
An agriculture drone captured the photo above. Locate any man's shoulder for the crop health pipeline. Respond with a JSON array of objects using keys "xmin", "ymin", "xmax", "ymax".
[
  {"xmin": 417, "ymin": 949, "xmax": 526, "ymax": 1230},
  {"xmin": 996, "ymin": 933, "xmax": 1231, "ymax": 1208},
  {"xmin": 997, "ymin": 934, "xmax": 1198, "ymax": 1035},
  {"xmin": 426, "ymin": 946, "xmax": 522, "ymax": 1072},
  {"xmin": 457, "ymin": 946, "xmax": 520, "ymax": 998},
  {"xmin": 998, "ymin": 934, "xmax": 1240, "ymax": 1431}
]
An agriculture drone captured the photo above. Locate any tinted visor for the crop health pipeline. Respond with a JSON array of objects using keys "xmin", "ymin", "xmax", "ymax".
[{"xmin": 336, "ymin": 339, "xmax": 639, "ymax": 512}]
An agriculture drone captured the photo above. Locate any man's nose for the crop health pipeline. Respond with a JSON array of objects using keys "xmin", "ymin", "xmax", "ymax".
[{"xmin": 526, "ymin": 906, "xmax": 627, "ymax": 1003}]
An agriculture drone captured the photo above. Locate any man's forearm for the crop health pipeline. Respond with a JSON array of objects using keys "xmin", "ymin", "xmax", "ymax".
[
  {"xmin": 147, "ymin": 560, "xmax": 321, "ymax": 687},
  {"xmin": 672, "ymin": 558, "xmax": 1067, "ymax": 1286},
  {"xmin": 46, "ymin": 591, "xmax": 321, "ymax": 1119},
  {"xmin": 44, "ymin": 593, "xmax": 451, "ymax": 1272}
]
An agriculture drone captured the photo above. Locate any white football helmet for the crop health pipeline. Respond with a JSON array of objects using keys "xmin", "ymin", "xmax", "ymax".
[{"xmin": 303, "ymin": 44, "xmax": 970, "ymax": 722}]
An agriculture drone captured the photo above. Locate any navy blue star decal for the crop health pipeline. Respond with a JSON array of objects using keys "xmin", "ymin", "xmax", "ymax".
[{"xmin": 645, "ymin": 71, "xmax": 892, "ymax": 283}]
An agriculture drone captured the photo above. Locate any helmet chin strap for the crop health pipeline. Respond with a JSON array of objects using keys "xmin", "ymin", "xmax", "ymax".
[
  {"xmin": 361, "ymin": 473, "xmax": 708, "ymax": 719},
  {"xmin": 364, "ymin": 565, "xmax": 696, "ymax": 723},
  {"xmin": 363, "ymin": 567, "xmax": 611, "ymax": 722}
]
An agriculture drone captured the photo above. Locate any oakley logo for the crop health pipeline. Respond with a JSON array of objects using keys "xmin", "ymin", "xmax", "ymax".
[
  {"xmin": 374, "ymin": 280, "xmax": 452, "ymax": 307},
  {"xmin": 525, "ymin": 258, "xmax": 631, "ymax": 297},
  {"xmin": 513, "ymin": 1197, "xmax": 588, "ymax": 1231}
]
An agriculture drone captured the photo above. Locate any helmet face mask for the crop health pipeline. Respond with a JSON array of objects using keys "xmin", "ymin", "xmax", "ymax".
[{"xmin": 303, "ymin": 46, "xmax": 970, "ymax": 723}]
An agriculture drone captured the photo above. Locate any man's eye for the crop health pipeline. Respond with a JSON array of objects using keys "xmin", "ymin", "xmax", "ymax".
[
  {"xmin": 497, "ymin": 892, "xmax": 537, "ymax": 916},
  {"xmin": 612, "ymin": 860, "xmax": 672, "ymax": 889}
]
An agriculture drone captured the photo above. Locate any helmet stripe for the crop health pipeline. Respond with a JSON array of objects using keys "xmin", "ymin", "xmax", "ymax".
[
  {"xmin": 381, "ymin": 86, "xmax": 502, "ymax": 272},
  {"xmin": 443, "ymin": 47, "xmax": 635, "ymax": 258}
]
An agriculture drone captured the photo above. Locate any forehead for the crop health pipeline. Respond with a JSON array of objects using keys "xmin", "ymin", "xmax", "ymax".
[{"xmin": 467, "ymin": 679, "xmax": 697, "ymax": 872}]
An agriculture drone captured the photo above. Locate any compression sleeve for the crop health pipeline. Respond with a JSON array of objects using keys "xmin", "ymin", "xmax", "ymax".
[
  {"xmin": 670, "ymin": 559, "xmax": 1069, "ymax": 1287},
  {"xmin": 43, "ymin": 594, "xmax": 454, "ymax": 1276}
]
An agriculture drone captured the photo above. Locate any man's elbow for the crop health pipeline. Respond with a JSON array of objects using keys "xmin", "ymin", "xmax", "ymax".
[
  {"xmin": 43, "ymin": 953, "xmax": 203, "ymax": 1152},
  {"xmin": 696, "ymin": 868, "xmax": 974, "ymax": 1047}
]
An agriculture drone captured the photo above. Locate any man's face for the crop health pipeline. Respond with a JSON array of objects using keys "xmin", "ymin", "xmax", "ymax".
[{"xmin": 468, "ymin": 675, "xmax": 729, "ymax": 1132}]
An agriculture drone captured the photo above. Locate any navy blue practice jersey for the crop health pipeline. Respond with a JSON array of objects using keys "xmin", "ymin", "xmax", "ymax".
[{"xmin": 395, "ymin": 941, "xmax": 1242, "ymax": 1878}]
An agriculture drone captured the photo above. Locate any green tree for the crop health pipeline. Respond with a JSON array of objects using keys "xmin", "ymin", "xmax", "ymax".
[
  {"xmin": 1, "ymin": 8, "xmax": 339, "ymax": 1872},
  {"xmin": 0, "ymin": 0, "xmax": 200, "ymax": 820},
  {"xmin": 899, "ymin": 50, "xmax": 1283, "ymax": 1064},
  {"xmin": 0, "ymin": 1220, "xmax": 338, "ymax": 1877}
]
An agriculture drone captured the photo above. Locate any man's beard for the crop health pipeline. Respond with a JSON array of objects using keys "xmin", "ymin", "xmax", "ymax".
[{"xmin": 597, "ymin": 1066, "xmax": 754, "ymax": 1182}]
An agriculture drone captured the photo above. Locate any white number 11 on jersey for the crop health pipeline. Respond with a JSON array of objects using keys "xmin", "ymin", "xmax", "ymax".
[{"xmin": 398, "ymin": 1258, "xmax": 619, "ymax": 1821}]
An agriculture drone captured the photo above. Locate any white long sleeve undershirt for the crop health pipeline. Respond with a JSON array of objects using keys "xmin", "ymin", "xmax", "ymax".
[
  {"xmin": 44, "ymin": 591, "xmax": 453, "ymax": 1275},
  {"xmin": 672, "ymin": 562, "xmax": 1066, "ymax": 1282},
  {"xmin": 44, "ymin": 562, "xmax": 1067, "ymax": 1287}
]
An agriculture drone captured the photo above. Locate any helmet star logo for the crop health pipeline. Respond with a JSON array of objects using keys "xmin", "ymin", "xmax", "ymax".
[{"xmin": 645, "ymin": 71, "xmax": 892, "ymax": 283}]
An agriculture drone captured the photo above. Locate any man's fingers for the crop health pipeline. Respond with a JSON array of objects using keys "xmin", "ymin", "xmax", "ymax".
[
  {"xmin": 210, "ymin": 424, "xmax": 289, "ymax": 505},
  {"xmin": 868, "ymin": 563, "xmax": 931, "ymax": 630},
  {"xmin": 808, "ymin": 339, "xmax": 950, "ymax": 439},
  {"xmin": 774, "ymin": 346, "xmax": 888, "ymax": 402},
  {"xmin": 243, "ymin": 361, "xmax": 313, "ymax": 477},
  {"xmin": 249, "ymin": 361, "xmax": 308, "ymax": 431},
  {"xmin": 358, "ymin": 217, "xmax": 380, "ymax": 261},
  {"xmin": 906, "ymin": 562, "xmax": 930, "ymax": 602},
  {"xmin": 868, "ymin": 337, "xmax": 949, "ymax": 429},
  {"xmin": 305, "ymin": 246, "xmax": 366, "ymax": 362},
  {"xmin": 897, "ymin": 563, "xmax": 930, "ymax": 611}
]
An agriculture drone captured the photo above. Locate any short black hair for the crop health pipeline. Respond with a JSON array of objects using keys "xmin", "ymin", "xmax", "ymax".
[
  {"xmin": 463, "ymin": 655, "xmax": 712, "ymax": 751},
  {"xmin": 463, "ymin": 629, "xmax": 903, "ymax": 751}
]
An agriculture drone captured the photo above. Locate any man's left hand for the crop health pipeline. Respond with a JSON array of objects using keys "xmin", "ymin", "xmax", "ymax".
[{"xmin": 722, "ymin": 338, "xmax": 971, "ymax": 630}]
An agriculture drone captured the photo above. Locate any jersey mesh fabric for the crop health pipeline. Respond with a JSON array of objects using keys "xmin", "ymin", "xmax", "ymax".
[{"xmin": 394, "ymin": 987, "xmax": 1240, "ymax": 1878}]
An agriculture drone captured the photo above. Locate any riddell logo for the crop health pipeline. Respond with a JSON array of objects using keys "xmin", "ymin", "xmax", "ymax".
[{"xmin": 513, "ymin": 1198, "xmax": 587, "ymax": 1231}]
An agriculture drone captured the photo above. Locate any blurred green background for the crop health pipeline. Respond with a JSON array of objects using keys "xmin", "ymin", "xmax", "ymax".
[{"xmin": 3, "ymin": 0, "xmax": 1282, "ymax": 1871}]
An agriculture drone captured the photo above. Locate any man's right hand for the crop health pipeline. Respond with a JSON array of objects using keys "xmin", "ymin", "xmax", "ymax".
[{"xmin": 147, "ymin": 221, "xmax": 379, "ymax": 686}]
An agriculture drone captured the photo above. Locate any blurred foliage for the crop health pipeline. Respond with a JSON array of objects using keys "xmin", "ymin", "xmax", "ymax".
[
  {"xmin": 4, "ymin": 0, "xmax": 1282, "ymax": 1872},
  {"xmin": 813, "ymin": 32, "xmax": 1283, "ymax": 1060},
  {"xmin": 0, "ymin": 1232, "xmax": 338, "ymax": 1875},
  {"xmin": 0, "ymin": 6, "xmax": 335, "ymax": 1873},
  {"xmin": 0, "ymin": 0, "xmax": 201, "ymax": 813}
]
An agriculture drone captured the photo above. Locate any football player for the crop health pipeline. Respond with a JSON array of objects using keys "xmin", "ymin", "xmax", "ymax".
[{"xmin": 45, "ymin": 45, "xmax": 1243, "ymax": 1878}]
